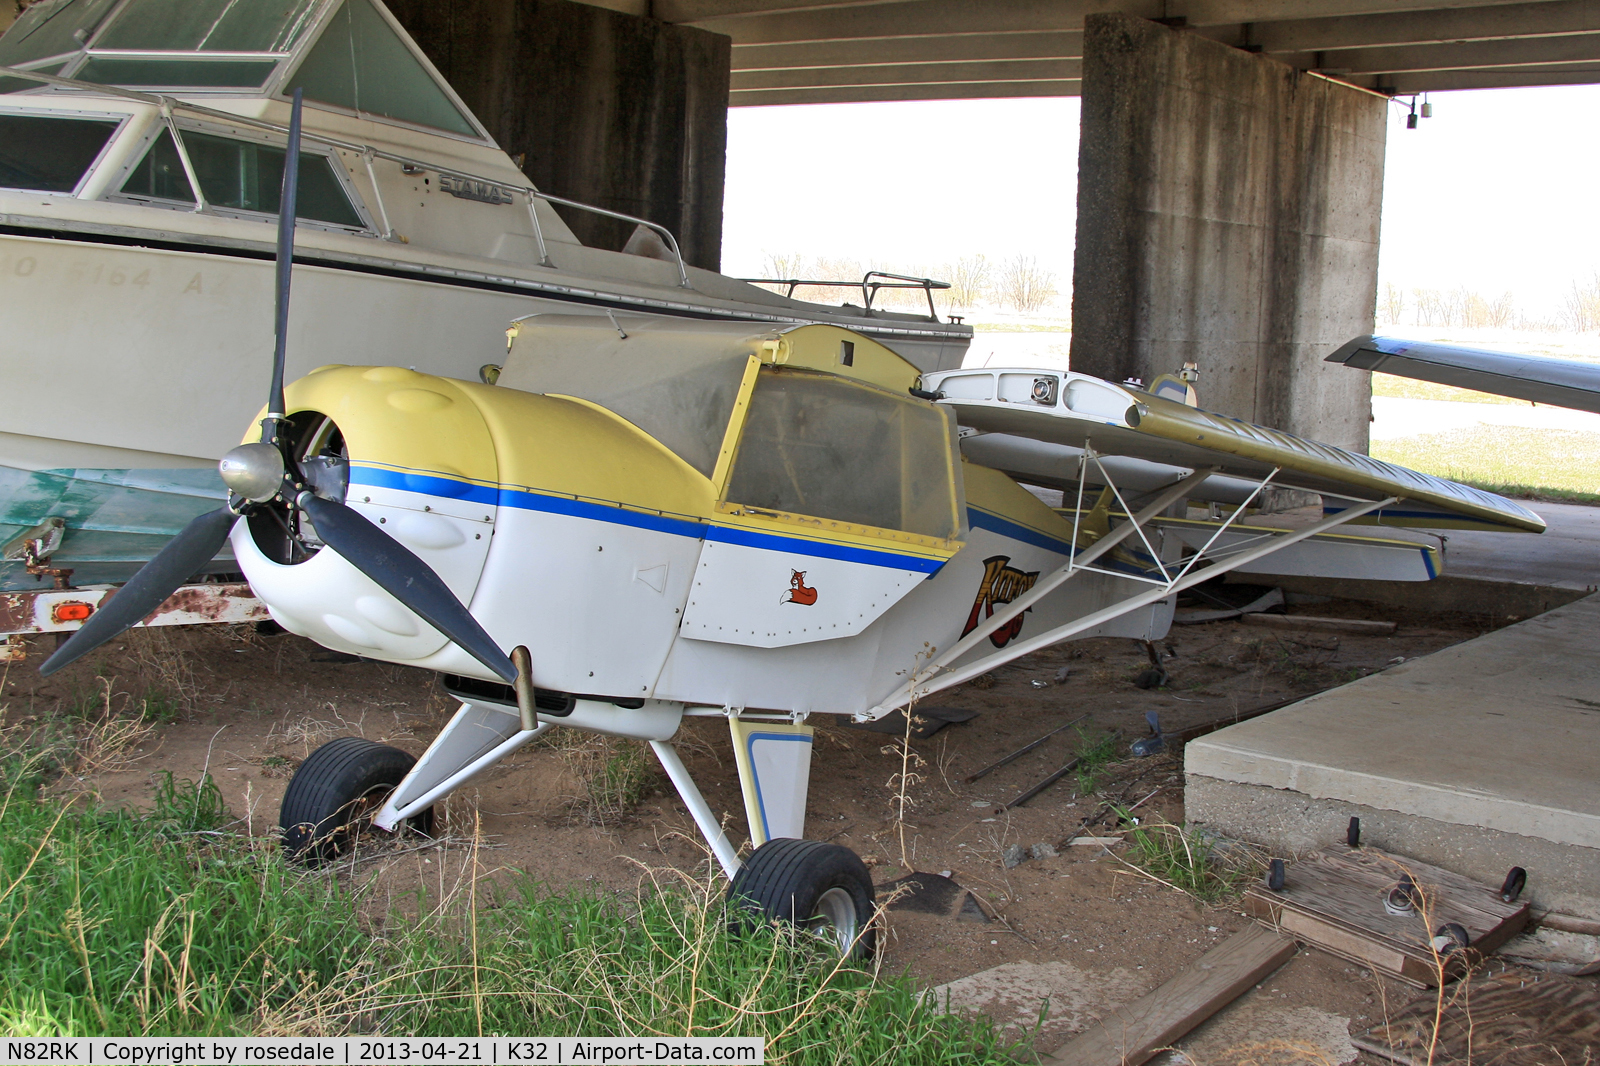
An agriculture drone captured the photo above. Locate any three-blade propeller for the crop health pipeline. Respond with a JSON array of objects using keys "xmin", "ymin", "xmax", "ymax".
[{"xmin": 41, "ymin": 91, "xmax": 517, "ymax": 684}]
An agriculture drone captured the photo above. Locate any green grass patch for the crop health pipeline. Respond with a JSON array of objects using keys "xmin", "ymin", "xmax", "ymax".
[
  {"xmin": 0, "ymin": 767, "xmax": 1019, "ymax": 1060},
  {"xmin": 1372, "ymin": 425, "xmax": 1600, "ymax": 503},
  {"xmin": 1371, "ymin": 375, "xmax": 1528, "ymax": 406},
  {"xmin": 1071, "ymin": 729, "xmax": 1120, "ymax": 795},
  {"xmin": 1115, "ymin": 815, "xmax": 1257, "ymax": 903}
]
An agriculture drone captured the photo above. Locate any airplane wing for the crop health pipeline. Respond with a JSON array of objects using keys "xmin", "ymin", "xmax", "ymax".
[
  {"xmin": 1326, "ymin": 335, "xmax": 1600, "ymax": 415},
  {"xmin": 922, "ymin": 367, "xmax": 1545, "ymax": 534}
]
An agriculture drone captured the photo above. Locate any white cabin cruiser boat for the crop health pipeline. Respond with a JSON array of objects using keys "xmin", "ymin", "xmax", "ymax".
[{"xmin": 0, "ymin": 0, "xmax": 970, "ymax": 588}]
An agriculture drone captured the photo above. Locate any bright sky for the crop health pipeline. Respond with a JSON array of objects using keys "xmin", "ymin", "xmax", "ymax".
[
  {"xmin": 722, "ymin": 84, "xmax": 1600, "ymax": 319},
  {"xmin": 721, "ymin": 97, "xmax": 1081, "ymax": 285}
]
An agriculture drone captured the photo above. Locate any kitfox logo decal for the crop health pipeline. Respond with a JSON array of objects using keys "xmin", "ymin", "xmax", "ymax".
[
  {"xmin": 780, "ymin": 570, "xmax": 818, "ymax": 606},
  {"xmin": 962, "ymin": 555, "xmax": 1039, "ymax": 647}
]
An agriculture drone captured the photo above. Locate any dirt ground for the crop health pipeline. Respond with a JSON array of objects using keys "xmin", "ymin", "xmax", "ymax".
[{"xmin": 1, "ymin": 597, "xmax": 1513, "ymax": 1060}]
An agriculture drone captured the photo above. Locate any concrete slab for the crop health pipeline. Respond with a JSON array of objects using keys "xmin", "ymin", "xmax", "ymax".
[
  {"xmin": 1439, "ymin": 500, "xmax": 1600, "ymax": 591},
  {"xmin": 1187, "ymin": 593, "xmax": 1600, "ymax": 916}
]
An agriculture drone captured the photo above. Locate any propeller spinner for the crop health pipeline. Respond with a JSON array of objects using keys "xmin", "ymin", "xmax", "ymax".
[{"xmin": 41, "ymin": 91, "xmax": 520, "ymax": 688}]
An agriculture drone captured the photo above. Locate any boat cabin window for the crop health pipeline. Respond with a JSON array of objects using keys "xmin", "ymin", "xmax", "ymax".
[
  {"xmin": 117, "ymin": 128, "xmax": 365, "ymax": 229},
  {"xmin": 92, "ymin": 0, "xmax": 318, "ymax": 52},
  {"xmin": 0, "ymin": 0, "xmax": 316, "ymax": 87},
  {"xmin": 0, "ymin": 113, "xmax": 121, "ymax": 192},
  {"xmin": 727, "ymin": 368, "xmax": 962, "ymax": 540},
  {"xmin": 283, "ymin": 0, "xmax": 477, "ymax": 137},
  {"xmin": 0, "ymin": 0, "xmax": 120, "ymax": 69}
]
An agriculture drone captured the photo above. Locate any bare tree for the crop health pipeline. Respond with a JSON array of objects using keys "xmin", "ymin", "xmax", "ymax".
[
  {"xmin": 996, "ymin": 254, "xmax": 1056, "ymax": 314},
  {"xmin": 944, "ymin": 254, "xmax": 991, "ymax": 309},
  {"xmin": 1413, "ymin": 287, "xmax": 1446, "ymax": 326},
  {"xmin": 762, "ymin": 251, "xmax": 809, "ymax": 281},
  {"xmin": 1562, "ymin": 272, "xmax": 1600, "ymax": 333},
  {"xmin": 1377, "ymin": 281, "xmax": 1405, "ymax": 326}
]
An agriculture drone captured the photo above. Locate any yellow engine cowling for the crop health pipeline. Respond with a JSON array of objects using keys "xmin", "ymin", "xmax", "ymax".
[{"xmin": 231, "ymin": 364, "xmax": 716, "ymax": 682}]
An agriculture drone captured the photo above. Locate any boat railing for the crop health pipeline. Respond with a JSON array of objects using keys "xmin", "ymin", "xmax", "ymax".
[
  {"xmin": 0, "ymin": 64, "xmax": 693, "ymax": 289},
  {"xmin": 738, "ymin": 271, "xmax": 950, "ymax": 320}
]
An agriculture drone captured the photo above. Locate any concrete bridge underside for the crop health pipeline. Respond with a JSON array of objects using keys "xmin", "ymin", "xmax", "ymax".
[{"xmin": 373, "ymin": 0, "xmax": 1600, "ymax": 449}]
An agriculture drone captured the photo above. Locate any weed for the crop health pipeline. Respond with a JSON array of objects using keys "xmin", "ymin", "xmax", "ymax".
[
  {"xmin": 542, "ymin": 730, "xmax": 657, "ymax": 826},
  {"xmin": 1113, "ymin": 814, "xmax": 1261, "ymax": 902},
  {"xmin": 1070, "ymin": 729, "xmax": 1119, "ymax": 794}
]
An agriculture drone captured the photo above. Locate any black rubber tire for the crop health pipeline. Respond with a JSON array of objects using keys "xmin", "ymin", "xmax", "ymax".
[
  {"xmin": 1435, "ymin": 922, "xmax": 1471, "ymax": 955},
  {"xmin": 727, "ymin": 838, "xmax": 877, "ymax": 960},
  {"xmin": 280, "ymin": 737, "xmax": 433, "ymax": 865},
  {"xmin": 1500, "ymin": 866, "xmax": 1527, "ymax": 902}
]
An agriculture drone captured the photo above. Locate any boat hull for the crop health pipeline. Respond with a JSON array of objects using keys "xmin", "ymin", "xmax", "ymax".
[{"xmin": 0, "ymin": 228, "xmax": 963, "ymax": 588}]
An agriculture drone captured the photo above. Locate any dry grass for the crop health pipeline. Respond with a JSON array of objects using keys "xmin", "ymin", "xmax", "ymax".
[
  {"xmin": 1373, "ymin": 424, "xmax": 1600, "ymax": 502},
  {"xmin": 537, "ymin": 729, "xmax": 658, "ymax": 826}
]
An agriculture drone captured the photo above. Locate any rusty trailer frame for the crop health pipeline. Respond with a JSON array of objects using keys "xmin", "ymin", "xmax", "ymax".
[{"xmin": 1, "ymin": 583, "xmax": 269, "ymax": 661}]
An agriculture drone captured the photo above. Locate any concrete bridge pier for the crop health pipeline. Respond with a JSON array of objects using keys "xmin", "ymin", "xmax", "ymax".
[
  {"xmin": 389, "ymin": 0, "xmax": 730, "ymax": 271},
  {"xmin": 1069, "ymin": 13, "xmax": 1385, "ymax": 453}
]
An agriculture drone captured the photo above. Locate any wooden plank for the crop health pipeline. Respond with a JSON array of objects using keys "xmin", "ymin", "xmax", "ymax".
[
  {"xmin": 1240, "ymin": 613, "xmax": 1397, "ymax": 635},
  {"xmin": 1243, "ymin": 846, "xmax": 1530, "ymax": 987},
  {"xmin": 1046, "ymin": 926, "xmax": 1296, "ymax": 1066}
]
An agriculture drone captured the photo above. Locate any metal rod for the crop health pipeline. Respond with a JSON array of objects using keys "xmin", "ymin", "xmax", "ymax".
[
  {"xmin": 965, "ymin": 713, "xmax": 1087, "ymax": 783},
  {"xmin": 159, "ymin": 102, "xmax": 207, "ymax": 214},
  {"xmin": 360, "ymin": 148, "xmax": 394, "ymax": 240},
  {"xmin": 888, "ymin": 496, "xmax": 1398, "ymax": 710},
  {"xmin": 380, "ymin": 721, "xmax": 550, "ymax": 826},
  {"xmin": 1004, "ymin": 757, "xmax": 1082, "ymax": 810},
  {"xmin": 523, "ymin": 191, "xmax": 552, "ymax": 266},
  {"xmin": 650, "ymin": 740, "xmax": 741, "ymax": 880},
  {"xmin": 872, "ymin": 467, "xmax": 1216, "ymax": 716}
]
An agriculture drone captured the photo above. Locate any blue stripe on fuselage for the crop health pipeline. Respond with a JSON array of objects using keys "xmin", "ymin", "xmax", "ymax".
[{"xmin": 348, "ymin": 464, "xmax": 946, "ymax": 572}]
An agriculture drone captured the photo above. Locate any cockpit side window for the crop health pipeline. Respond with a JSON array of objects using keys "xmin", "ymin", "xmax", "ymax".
[
  {"xmin": 0, "ymin": 113, "xmax": 121, "ymax": 193},
  {"xmin": 283, "ymin": 0, "xmax": 478, "ymax": 137},
  {"xmin": 116, "ymin": 127, "xmax": 365, "ymax": 229},
  {"xmin": 726, "ymin": 368, "xmax": 963, "ymax": 541}
]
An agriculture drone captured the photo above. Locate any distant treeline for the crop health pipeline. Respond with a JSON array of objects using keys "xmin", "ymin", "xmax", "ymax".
[{"xmin": 1379, "ymin": 273, "xmax": 1600, "ymax": 333}]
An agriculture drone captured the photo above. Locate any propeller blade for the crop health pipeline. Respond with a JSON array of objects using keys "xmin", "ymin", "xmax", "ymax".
[
  {"xmin": 40, "ymin": 506, "xmax": 238, "ymax": 676},
  {"xmin": 266, "ymin": 87, "xmax": 304, "ymax": 425},
  {"xmin": 296, "ymin": 493, "xmax": 517, "ymax": 683}
]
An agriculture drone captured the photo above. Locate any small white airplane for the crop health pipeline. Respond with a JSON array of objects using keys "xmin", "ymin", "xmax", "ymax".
[{"xmin": 40, "ymin": 103, "xmax": 1547, "ymax": 959}]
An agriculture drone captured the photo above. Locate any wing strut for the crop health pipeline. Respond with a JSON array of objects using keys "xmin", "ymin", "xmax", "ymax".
[{"xmin": 862, "ymin": 454, "xmax": 1398, "ymax": 719}]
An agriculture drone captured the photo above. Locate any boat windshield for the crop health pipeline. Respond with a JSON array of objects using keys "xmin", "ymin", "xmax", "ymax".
[
  {"xmin": 0, "ymin": 0, "xmax": 316, "ymax": 65},
  {"xmin": 0, "ymin": 0, "xmax": 482, "ymax": 135}
]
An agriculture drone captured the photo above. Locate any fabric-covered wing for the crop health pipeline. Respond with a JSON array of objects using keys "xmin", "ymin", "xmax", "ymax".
[
  {"xmin": 1327, "ymin": 335, "xmax": 1600, "ymax": 415},
  {"xmin": 923, "ymin": 367, "xmax": 1545, "ymax": 534}
]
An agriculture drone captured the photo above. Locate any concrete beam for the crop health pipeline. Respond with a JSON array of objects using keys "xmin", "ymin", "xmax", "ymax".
[
  {"xmin": 658, "ymin": 0, "xmax": 905, "ymax": 20},
  {"xmin": 729, "ymin": 79, "xmax": 1079, "ymax": 104},
  {"xmin": 1283, "ymin": 31, "xmax": 1600, "ymax": 75},
  {"xmin": 732, "ymin": 57, "xmax": 1080, "ymax": 89},
  {"xmin": 691, "ymin": 0, "xmax": 1112, "ymax": 45},
  {"xmin": 683, "ymin": 0, "xmax": 1549, "ymax": 44},
  {"xmin": 732, "ymin": 30, "xmax": 1084, "ymax": 71},
  {"xmin": 1198, "ymin": 0, "xmax": 1600, "ymax": 54},
  {"xmin": 1358, "ymin": 63, "xmax": 1600, "ymax": 91}
]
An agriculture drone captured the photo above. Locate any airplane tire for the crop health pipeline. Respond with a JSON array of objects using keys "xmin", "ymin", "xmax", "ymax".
[
  {"xmin": 727, "ymin": 838, "xmax": 876, "ymax": 960},
  {"xmin": 280, "ymin": 737, "xmax": 433, "ymax": 865}
]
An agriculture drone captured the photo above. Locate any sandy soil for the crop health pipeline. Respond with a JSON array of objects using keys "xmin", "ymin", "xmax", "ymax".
[{"xmin": 1, "ymin": 598, "xmax": 1502, "ymax": 1059}]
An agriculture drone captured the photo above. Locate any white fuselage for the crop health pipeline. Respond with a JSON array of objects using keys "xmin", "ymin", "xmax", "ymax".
[{"xmin": 233, "ymin": 474, "xmax": 1169, "ymax": 716}]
